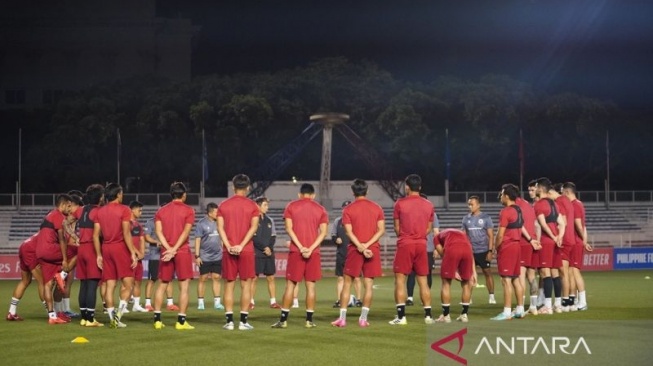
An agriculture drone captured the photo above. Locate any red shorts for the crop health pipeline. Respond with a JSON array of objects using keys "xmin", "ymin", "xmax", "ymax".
[
  {"xmin": 159, "ymin": 251, "xmax": 194, "ymax": 282},
  {"xmin": 553, "ymin": 246, "xmax": 563, "ymax": 268},
  {"xmin": 440, "ymin": 245, "xmax": 474, "ymax": 280},
  {"xmin": 101, "ymin": 243, "xmax": 134, "ymax": 281},
  {"xmin": 76, "ymin": 244, "xmax": 102, "ymax": 280},
  {"xmin": 393, "ymin": 244, "xmax": 429, "ymax": 276},
  {"xmin": 134, "ymin": 261, "xmax": 144, "ymax": 281},
  {"xmin": 66, "ymin": 245, "xmax": 78, "ymax": 260},
  {"xmin": 40, "ymin": 261, "xmax": 61, "ymax": 285},
  {"xmin": 570, "ymin": 244, "xmax": 584, "ymax": 269},
  {"xmin": 497, "ymin": 242, "xmax": 521, "ymax": 278},
  {"xmin": 519, "ymin": 242, "xmax": 534, "ymax": 268},
  {"xmin": 344, "ymin": 245, "xmax": 382, "ymax": 279},
  {"xmin": 36, "ymin": 243, "xmax": 63, "ymax": 264},
  {"xmin": 286, "ymin": 251, "xmax": 322, "ymax": 282},
  {"xmin": 539, "ymin": 238, "xmax": 555, "ymax": 268},
  {"xmin": 221, "ymin": 251, "xmax": 255, "ymax": 281},
  {"xmin": 559, "ymin": 242, "xmax": 573, "ymax": 263},
  {"xmin": 530, "ymin": 248, "xmax": 541, "ymax": 269},
  {"xmin": 19, "ymin": 244, "xmax": 39, "ymax": 272}
]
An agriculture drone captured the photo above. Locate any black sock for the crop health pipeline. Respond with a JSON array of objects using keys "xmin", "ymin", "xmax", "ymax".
[
  {"xmin": 154, "ymin": 311, "xmax": 161, "ymax": 322},
  {"xmin": 543, "ymin": 277, "xmax": 553, "ymax": 298},
  {"xmin": 462, "ymin": 305, "xmax": 469, "ymax": 315},
  {"xmin": 442, "ymin": 305, "xmax": 450, "ymax": 316},
  {"xmin": 553, "ymin": 277, "xmax": 562, "ymax": 298},
  {"xmin": 240, "ymin": 312, "xmax": 248, "ymax": 324},
  {"xmin": 424, "ymin": 307, "xmax": 432, "ymax": 318},
  {"xmin": 178, "ymin": 314, "xmax": 186, "ymax": 324},
  {"xmin": 397, "ymin": 305, "xmax": 406, "ymax": 319},
  {"xmin": 570, "ymin": 295, "xmax": 576, "ymax": 304},
  {"xmin": 88, "ymin": 310, "xmax": 95, "ymax": 322},
  {"xmin": 80, "ymin": 309, "xmax": 88, "ymax": 321},
  {"xmin": 280, "ymin": 310, "xmax": 289, "ymax": 322},
  {"xmin": 226, "ymin": 312, "xmax": 234, "ymax": 323},
  {"xmin": 562, "ymin": 297, "xmax": 570, "ymax": 306},
  {"xmin": 306, "ymin": 311, "xmax": 314, "ymax": 322}
]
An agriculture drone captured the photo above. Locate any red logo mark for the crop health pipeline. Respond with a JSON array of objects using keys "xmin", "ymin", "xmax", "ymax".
[{"xmin": 431, "ymin": 328, "xmax": 467, "ymax": 365}]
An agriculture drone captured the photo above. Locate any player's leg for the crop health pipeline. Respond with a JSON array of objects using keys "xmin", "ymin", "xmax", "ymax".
[
  {"xmin": 405, "ymin": 272, "xmax": 416, "ymax": 305},
  {"xmin": 31, "ymin": 266, "xmax": 45, "ymax": 303},
  {"xmin": 560, "ymin": 259, "xmax": 571, "ymax": 311},
  {"xmin": 439, "ymin": 277, "xmax": 452, "ymax": 320},
  {"xmin": 176, "ymin": 278, "xmax": 191, "ymax": 327},
  {"xmin": 271, "ymin": 279, "xmax": 296, "ymax": 327},
  {"xmin": 335, "ymin": 276, "xmax": 344, "ymax": 307},
  {"xmin": 104, "ymin": 279, "xmax": 117, "ymax": 322},
  {"xmin": 551, "ymin": 267, "xmax": 562, "ymax": 312},
  {"xmin": 353, "ymin": 277, "xmax": 362, "ymax": 306},
  {"xmin": 335, "ymin": 274, "xmax": 354, "ymax": 324},
  {"xmin": 572, "ymin": 267, "xmax": 588, "ymax": 310},
  {"xmin": 266, "ymin": 275, "xmax": 277, "ymax": 307},
  {"xmin": 211, "ymin": 272, "xmax": 223, "ymax": 309},
  {"xmin": 292, "ymin": 282, "xmax": 300, "ymax": 308},
  {"xmin": 239, "ymin": 277, "xmax": 253, "ymax": 325},
  {"xmin": 153, "ymin": 280, "xmax": 169, "ymax": 328},
  {"xmin": 304, "ymin": 280, "xmax": 316, "ymax": 326},
  {"xmin": 197, "ymin": 273, "xmax": 208, "ymax": 310},
  {"xmin": 7, "ymin": 269, "xmax": 32, "ymax": 320},
  {"xmin": 165, "ymin": 281, "xmax": 177, "ymax": 310},
  {"xmin": 250, "ymin": 275, "xmax": 258, "ymax": 310}
]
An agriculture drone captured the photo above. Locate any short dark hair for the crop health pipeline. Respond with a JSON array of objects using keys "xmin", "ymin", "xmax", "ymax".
[
  {"xmin": 206, "ymin": 202, "xmax": 218, "ymax": 213},
  {"xmin": 170, "ymin": 181, "xmax": 187, "ymax": 199},
  {"xmin": 501, "ymin": 183, "xmax": 519, "ymax": 201},
  {"xmin": 405, "ymin": 174, "xmax": 422, "ymax": 192},
  {"xmin": 254, "ymin": 196, "xmax": 268, "ymax": 205},
  {"xmin": 104, "ymin": 183, "xmax": 123, "ymax": 202},
  {"xmin": 351, "ymin": 179, "xmax": 368, "ymax": 197},
  {"xmin": 67, "ymin": 190, "xmax": 83, "ymax": 198},
  {"xmin": 233, "ymin": 174, "xmax": 251, "ymax": 190},
  {"xmin": 527, "ymin": 179, "xmax": 538, "ymax": 188},
  {"xmin": 84, "ymin": 184, "xmax": 104, "ymax": 205},
  {"xmin": 129, "ymin": 200, "xmax": 144, "ymax": 209},
  {"xmin": 69, "ymin": 194, "xmax": 84, "ymax": 206},
  {"xmin": 562, "ymin": 182, "xmax": 577, "ymax": 194},
  {"xmin": 300, "ymin": 183, "xmax": 315, "ymax": 195},
  {"xmin": 553, "ymin": 183, "xmax": 563, "ymax": 193},
  {"xmin": 536, "ymin": 177, "xmax": 552, "ymax": 192},
  {"xmin": 55, "ymin": 194, "xmax": 72, "ymax": 206},
  {"xmin": 468, "ymin": 195, "xmax": 480, "ymax": 203}
]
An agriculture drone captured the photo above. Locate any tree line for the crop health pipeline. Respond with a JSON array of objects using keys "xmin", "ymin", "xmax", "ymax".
[{"xmin": 1, "ymin": 57, "xmax": 649, "ymax": 196}]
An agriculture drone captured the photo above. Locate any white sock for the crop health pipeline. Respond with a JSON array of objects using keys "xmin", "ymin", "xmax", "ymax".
[
  {"xmin": 503, "ymin": 307, "xmax": 511, "ymax": 316},
  {"xmin": 145, "ymin": 298, "xmax": 152, "ymax": 306},
  {"xmin": 198, "ymin": 298, "xmax": 205, "ymax": 306},
  {"xmin": 292, "ymin": 298, "xmax": 299, "ymax": 307},
  {"xmin": 407, "ymin": 296, "xmax": 414, "ymax": 302},
  {"xmin": 9, "ymin": 297, "xmax": 19, "ymax": 315},
  {"xmin": 214, "ymin": 297, "xmax": 221, "ymax": 305},
  {"xmin": 516, "ymin": 305, "xmax": 525, "ymax": 314},
  {"xmin": 48, "ymin": 311, "xmax": 57, "ymax": 319},
  {"xmin": 360, "ymin": 307, "xmax": 370, "ymax": 321},
  {"xmin": 167, "ymin": 297, "xmax": 174, "ymax": 306},
  {"xmin": 108, "ymin": 307, "xmax": 115, "ymax": 320},
  {"xmin": 339, "ymin": 308, "xmax": 347, "ymax": 320},
  {"xmin": 118, "ymin": 300, "xmax": 127, "ymax": 315},
  {"xmin": 54, "ymin": 301, "xmax": 62, "ymax": 312},
  {"xmin": 579, "ymin": 291, "xmax": 587, "ymax": 304},
  {"xmin": 529, "ymin": 295, "xmax": 538, "ymax": 308},
  {"xmin": 251, "ymin": 299, "xmax": 255, "ymax": 305},
  {"xmin": 270, "ymin": 297, "xmax": 276, "ymax": 305},
  {"xmin": 60, "ymin": 271, "xmax": 68, "ymax": 280},
  {"xmin": 489, "ymin": 294, "xmax": 495, "ymax": 300},
  {"xmin": 63, "ymin": 298, "xmax": 71, "ymax": 312},
  {"xmin": 133, "ymin": 297, "xmax": 141, "ymax": 307},
  {"xmin": 545, "ymin": 298, "xmax": 552, "ymax": 308},
  {"xmin": 349, "ymin": 294, "xmax": 355, "ymax": 304},
  {"xmin": 538, "ymin": 288, "xmax": 545, "ymax": 303},
  {"xmin": 554, "ymin": 297, "xmax": 562, "ymax": 307}
]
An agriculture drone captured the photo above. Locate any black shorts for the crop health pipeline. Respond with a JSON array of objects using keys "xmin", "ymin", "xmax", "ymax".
[
  {"xmin": 200, "ymin": 260, "xmax": 222, "ymax": 275},
  {"xmin": 474, "ymin": 251, "xmax": 492, "ymax": 269},
  {"xmin": 255, "ymin": 256, "xmax": 276, "ymax": 276},
  {"xmin": 335, "ymin": 255, "xmax": 345, "ymax": 277},
  {"xmin": 148, "ymin": 260, "xmax": 159, "ymax": 280}
]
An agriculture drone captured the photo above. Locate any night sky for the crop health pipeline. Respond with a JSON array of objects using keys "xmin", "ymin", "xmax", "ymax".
[{"xmin": 159, "ymin": 0, "xmax": 653, "ymax": 109}]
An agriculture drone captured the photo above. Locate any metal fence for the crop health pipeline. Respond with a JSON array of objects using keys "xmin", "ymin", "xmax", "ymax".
[
  {"xmin": 448, "ymin": 190, "xmax": 653, "ymax": 204},
  {"xmin": 0, "ymin": 193, "xmax": 201, "ymax": 207}
]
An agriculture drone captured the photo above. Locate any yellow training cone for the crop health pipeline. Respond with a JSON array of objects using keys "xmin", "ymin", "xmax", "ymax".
[{"xmin": 71, "ymin": 337, "xmax": 89, "ymax": 343}]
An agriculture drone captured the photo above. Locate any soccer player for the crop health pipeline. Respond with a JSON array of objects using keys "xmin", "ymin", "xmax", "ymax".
[
  {"xmin": 331, "ymin": 179, "xmax": 385, "ymax": 327},
  {"xmin": 551, "ymin": 183, "xmax": 576, "ymax": 312},
  {"xmin": 407, "ymin": 196, "xmax": 440, "ymax": 307},
  {"xmin": 491, "ymin": 184, "xmax": 525, "ymax": 320},
  {"xmin": 35, "ymin": 193, "xmax": 73, "ymax": 324},
  {"xmin": 94, "ymin": 183, "xmax": 138, "ymax": 328},
  {"xmin": 272, "ymin": 183, "xmax": 328, "ymax": 329},
  {"xmin": 389, "ymin": 174, "xmax": 435, "ymax": 325},
  {"xmin": 217, "ymin": 174, "xmax": 260, "ymax": 331},
  {"xmin": 251, "ymin": 196, "xmax": 280, "ymax": 310},
  {"xmin": 461, "ymin": 196, "xmax": 495, "ymax": 304},
  {"xmin": 515, "ymin": 187, "xmax": 540, "ymax": 315},
  {"xmin": 153, "ymin": 182, "xmax": 196, "ymax": 330},
  {"xmin": 56, "ymin": 191, "xmax": 83, "ymax": 319},
  {"xmin": 331, "ymin": 200, "xmax": 362, "ymax": 308},
  {"xmin": 128, "ymin": 201, "xmax": 148, "ymax": 312},
  {"xmin": 562, "ymin": 182, "xmax": 592, "ymax": 310},
  {"xmin": 76, "ymin": 184, "xmax": 105, "ymax": 327},
  {"xmin": 143, "ymin": 217, "xmax": 176, "ymax": 311},
  {"xmin": 533, "ymin": 178, "xmax": 565, "ymax": 314},
  {"xmin": 194, "ymin": 202, "xmax": 224, "ymax": 311},
  {"xmin": 7, "ymin": 234, "xmax": 45, "ymax": 321},
  {"xmin": 433, "ymin": 229, "xmax": 477, "ymax": 323}
]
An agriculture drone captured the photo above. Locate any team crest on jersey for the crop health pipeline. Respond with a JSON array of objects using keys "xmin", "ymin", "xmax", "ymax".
[
  {"xmin": 478, "ymin": 219, "xmax": 484, "ymax": 225},
  {"xmin": 267, "ymin": 223, "xmax": 272, "ymax": 228}
]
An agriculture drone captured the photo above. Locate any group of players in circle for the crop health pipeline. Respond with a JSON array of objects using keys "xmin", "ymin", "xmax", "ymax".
[{"xmin": 5, "ymin": 173, "xmax": 591, "ymax": 329}]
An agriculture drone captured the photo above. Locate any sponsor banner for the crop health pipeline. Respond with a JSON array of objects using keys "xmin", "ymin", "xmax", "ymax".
[
  {"xmin": 275, "ymin": 252, "xmax": 288, "ymax": 277},
  {"xmin": 582, "ymin": 247, "xmax": 613, "ymax": 271},
  {"xmin": 613, "ymin": 247, "xmax": 653, "ymax": 270},
  {"xmin": 0, "ymin": 255, "xmax": 21, "ymax": 279}
]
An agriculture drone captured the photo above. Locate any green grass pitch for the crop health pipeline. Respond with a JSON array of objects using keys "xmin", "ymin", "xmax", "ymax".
[{"xmin": 1, "ymin": 270, "xmax": 653, "ymax": 366}]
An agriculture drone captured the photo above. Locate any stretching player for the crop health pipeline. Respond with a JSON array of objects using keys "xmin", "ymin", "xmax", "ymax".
[{"xmin": 562, "ymin": 182, "xmax": 592, "ymax": 310}]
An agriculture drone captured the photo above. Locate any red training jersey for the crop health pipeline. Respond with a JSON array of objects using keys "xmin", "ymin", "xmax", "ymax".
[
  {"xmin": 341, "ymin": 197, "xmax": 385, "ymax": 249},
  {"xmin": 515, "ymin": 197, "xmax": 536, "ymax": 245},
  {"xmin": 393, "ymin": 195, "xmax": 434, "ymax": 246},
  {"xmin": 571, "ymin": 199, "xmax": 586, "ymax": 246},
  {"xmin": 434, "ymin": 229, "xmax": 472, "ymax": 250},
  {"xmin": 96, "ymin": 202, "xmax": 132, "ymax": 245},
  {"xmin": 37, "ymin": 209, "xmax": 66, "ymax": 248},
  {"xmin": 556, "ymin": 196, "xmax": 576, "ymax": 246},
  {"xmin": 283, "ymin": 197, "xmax": 328, "ymax": 253},
  {"xmin": 155, "ymin": 200, "xmax": 196, "ymax": 253},
  {"xmin": 499, "ymin": 205, "xmax": 522, "ymax": 245},
  {"xmin": 534, "ymin": 199, "xmax": 560, "ymax": 239}
]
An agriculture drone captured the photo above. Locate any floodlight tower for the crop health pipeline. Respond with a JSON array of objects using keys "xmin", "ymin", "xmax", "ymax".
[{"xmin": 309, "ymin": 113, "xmax": 349, "ymax": 212}]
